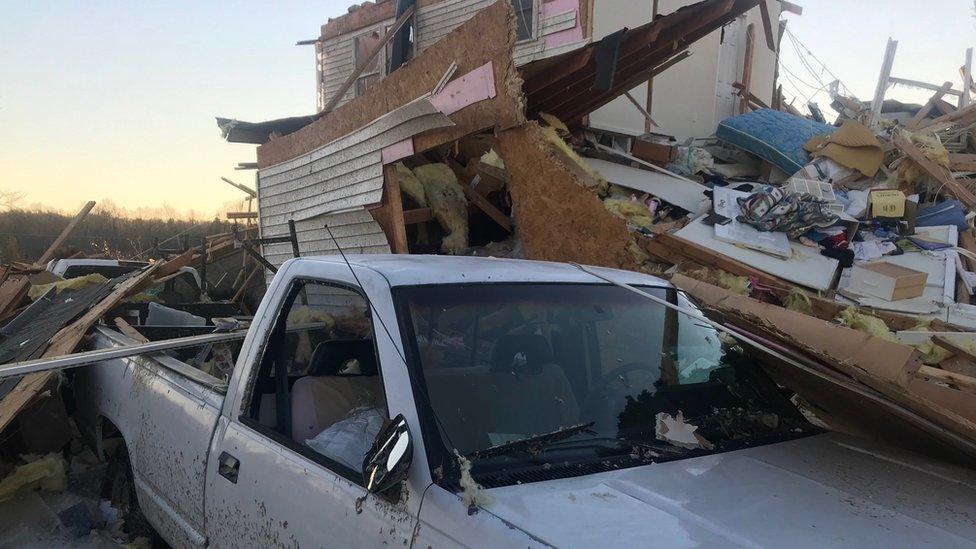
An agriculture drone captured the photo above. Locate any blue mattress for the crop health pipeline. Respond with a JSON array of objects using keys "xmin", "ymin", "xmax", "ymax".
[{"xmin": 716, "ymin": 109, "xmax": 835, "ymax": 176}]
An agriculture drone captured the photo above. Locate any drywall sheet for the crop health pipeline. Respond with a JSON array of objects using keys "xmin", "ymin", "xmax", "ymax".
[
  {"xmin": 674, "ymin": 217, "xmax": 840, "ymax": 291},
  {"xmin": 583, "ymin": 157, "xmax": 708, "ymax": 213}
]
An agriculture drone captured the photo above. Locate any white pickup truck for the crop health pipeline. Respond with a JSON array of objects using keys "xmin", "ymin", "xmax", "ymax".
[{"xmin": 72, "ymin": 255, "xmax": 976, "ymax": 548}]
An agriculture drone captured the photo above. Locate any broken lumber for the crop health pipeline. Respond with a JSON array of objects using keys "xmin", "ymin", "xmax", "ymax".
[
  {"xmin": 36, "ymin": 201, "xmax": 96, "ymax": 266},
  {"xmin": 907, "ymin": 82, "xmax": 954, "ymax": 130},
  {"xmin": 918, "ymin": 365, "xmax": 976, "ymax": 395},
  {"xmin": 893, "ymin": 135, "xmax": 976, "ymax": 209},
  {"xmin": 113, "ymin": 317, "xmax": 149, "ymax": 344},
  {"xmin": 321, "ymin": 4, "xmax": 416, "ymax": 113},
  {"xmin": 221, "ymin": 177, "xmax": 258, "ymax": 198},
  {"xmin": 0, "ymin": 255, "xmax": 182, "ymax": 434}
]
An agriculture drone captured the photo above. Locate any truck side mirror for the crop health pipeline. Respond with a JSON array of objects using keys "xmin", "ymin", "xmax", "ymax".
[{"xmin": 363, "ymin": 414, "xmax": 413, "ymax": 494}]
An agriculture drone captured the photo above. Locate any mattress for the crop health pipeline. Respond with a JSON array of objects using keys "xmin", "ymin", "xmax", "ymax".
[{"xmin": 716, "ymin": 108, "xmax": 835, "ymax": 176}]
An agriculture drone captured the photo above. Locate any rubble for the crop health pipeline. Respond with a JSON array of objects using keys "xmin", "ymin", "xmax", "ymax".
[
  {"xmin": 208, "ymin": 0, "xmax": 976, "ymax": 468},
  {"xmin": 4, "ymin": 0, "xmax": 976, "ymax": 541}
]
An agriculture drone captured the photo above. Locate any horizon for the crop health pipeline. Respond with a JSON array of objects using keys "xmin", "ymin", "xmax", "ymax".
[{"xmin": 3, "ymin": 0, "xmax": 974, "ymax": 217}]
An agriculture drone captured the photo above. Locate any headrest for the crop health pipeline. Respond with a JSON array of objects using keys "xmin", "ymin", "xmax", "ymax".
[
  {"xmin": 308, "ymin": 339, "xmax": 377, "ymax": 376},
  {"xmin": 490, "ymin": 335, "xmax": 552, "ymax": 374}
]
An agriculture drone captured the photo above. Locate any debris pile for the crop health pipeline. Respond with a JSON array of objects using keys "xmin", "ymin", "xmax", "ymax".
[
  {"xmin": 0, "ymin": 206, "xmax": 260, "ymax": 542},
  {"xmin": 229, "ymin": 0, "xmax": 976, "ymax": 466}
]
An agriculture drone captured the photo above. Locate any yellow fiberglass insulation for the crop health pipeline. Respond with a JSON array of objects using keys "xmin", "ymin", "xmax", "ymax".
[
  {"xmin": 906, "ymin": 326, "xmax": 954, "ymax": 365},
  {"xmin": 395, "ymin": 163, "xmax": 427, "ymax": 208},
  {"xmin": 0, "ymin": 453, "xmax": 67, "ymax": 502},
  {"xmin": 782, "ymin": 288, "xmax": 814, "ymax": 315},
  {"xmin": 539, "ymin": 126, "xmax": 609, "ymax": 196},
  {"xmin": 896, "ymin": 132, "xmax": 950, "ymax": 186},
  {"xmin": 480, "ymin": 149, "xmax": 506, "ymax": 170},
  {"xmin": 604, "ymin": 199, "xmax": 654, "ymax": 230},
  {"xmin": 836, "ymin": 307, "xmax": 897, "ymax": 342},
  {"xmin": 28, "ymin": 273, "xmax": 109, "ymax": 301},
  {"xmin": 413, "ymin": 163, "xmax": 469, "ymax": 254}
]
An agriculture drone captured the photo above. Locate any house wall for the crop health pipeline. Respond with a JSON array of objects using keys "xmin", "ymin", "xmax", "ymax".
[
  {"xmin": 588, "ymin": 0, "xmax": 781, "ymax": 140},
  {"xmin": 316, "ymin": 0, "xmax": 590, "ymax": 111}
]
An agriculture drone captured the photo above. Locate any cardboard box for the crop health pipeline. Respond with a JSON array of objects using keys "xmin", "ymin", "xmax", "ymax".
[
  {"xmin": 848, "ymin": 261, "xmax": 928, "ymax": 301},
  {"xmin": 631, "ymin": 139, "xmax": 677, "ymax": 166}
]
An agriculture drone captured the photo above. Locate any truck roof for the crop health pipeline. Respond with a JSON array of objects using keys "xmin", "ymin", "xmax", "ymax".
[{"xmin": 288, "ymin": 255, "xmax": 671, "ymax": 288}]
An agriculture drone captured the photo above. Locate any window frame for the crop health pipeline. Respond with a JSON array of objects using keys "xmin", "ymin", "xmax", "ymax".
[
  {"xmin": 237, "ymin": 277, "xmax": 390, "ymax": 487},
  {"xmin": 352, "ymin": 25, "xmax": 385, "ymax": 97},
  {"xmin": 510, "ymin": 0, "xmax": 541, "ymax": 43}
]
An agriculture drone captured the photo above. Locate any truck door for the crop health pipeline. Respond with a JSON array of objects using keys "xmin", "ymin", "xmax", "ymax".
[{"xmin": 204, "ymin": 277, "xmax": 418, "ymax": 547}]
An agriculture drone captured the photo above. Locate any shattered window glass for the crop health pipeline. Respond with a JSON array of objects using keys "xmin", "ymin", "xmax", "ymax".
[{"xmin": 399, "ymin": 283, "xmax": 812, "ymax": 482}]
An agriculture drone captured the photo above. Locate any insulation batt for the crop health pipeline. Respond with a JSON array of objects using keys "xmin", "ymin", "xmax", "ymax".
[
  {"xmin": 394, "ymin": 163, "xmax": 428, "ymax": 208},
  {"xmin": 0, "ymin": 453, "xmax": 67, "ymax": 502},
  {"xmin": 413, "ymin": 164, "xmax": 469, "ymax": 254}
]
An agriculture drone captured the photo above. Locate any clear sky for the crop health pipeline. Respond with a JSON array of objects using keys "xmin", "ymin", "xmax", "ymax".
[{"xmin": 2, "ymin": 1, "xmax": 974, "ymax": 218}]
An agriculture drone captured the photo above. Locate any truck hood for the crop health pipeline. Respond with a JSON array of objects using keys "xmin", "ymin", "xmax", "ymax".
[{"xmin": 482, "ymin": 433, "xmax": 976, "ymax": 548}]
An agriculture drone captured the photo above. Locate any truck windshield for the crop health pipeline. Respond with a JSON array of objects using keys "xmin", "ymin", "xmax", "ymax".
[{"xmin": 399, "ymin": 283, "xmax": 812, "ymax": 485}]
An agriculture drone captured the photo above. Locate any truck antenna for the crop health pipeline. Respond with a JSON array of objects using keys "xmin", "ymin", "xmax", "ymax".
[{"xmin": 324, "ymin": 224, "xmax": 460, "ymax": 456}]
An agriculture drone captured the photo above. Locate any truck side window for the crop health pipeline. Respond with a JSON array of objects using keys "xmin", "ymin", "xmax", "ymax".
[{"xmin": 245, "ymin": 280, "xmax": 387, "ymax": 483}]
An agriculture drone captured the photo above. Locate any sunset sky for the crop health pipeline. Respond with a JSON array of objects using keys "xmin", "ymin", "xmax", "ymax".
[{"xmin": 2, "ymin": 0, "xmax": 974, "ymax": 218}]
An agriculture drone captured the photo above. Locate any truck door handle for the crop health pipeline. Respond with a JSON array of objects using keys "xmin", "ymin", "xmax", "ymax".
[{"xmin": 218, "ymin": 451, "xmax": 240, "ymax": 484}]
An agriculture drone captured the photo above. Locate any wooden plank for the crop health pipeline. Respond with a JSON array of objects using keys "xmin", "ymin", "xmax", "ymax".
[
  {"xmin": 950, "ymin": 153, "xmax": 976, "ymax": 172},
  {"xmin": 869, "ymin": 39, "xmax": 898, "ymax": 127},
  {"xmin": 893, "ymin": 136, "xmax": 976, "ymax": 209},
  {"xmin": 961, "ymin": 230, "xmax": 976, "ymax": 272},
  {"xmin": 933, "ymin": 336, "xmax": 976, "ymax": 363},
  {"xmin": 403, "ymin": 208, "xmax": 434, "ymax": 225},
  {"xmin": 739, "ymin": 24, "xmax": 755, "ymax": 114},
  {"xmin": 918, "ymin": 365, "xmax": 976, "ymax": 395},
  {"xmin": 0, "ymin": 276, "xmax": 30, "ymax": 322},
  {"xmin": 916, "ymin": 101, "xmax": 976, "ymax": 133},
  {"xmin": 36, "ymin": 201, "xmax": 96, "ymax": 266},
  {"xmin": 226, "ymin": 211, "xmax": 259, "ymax": 220},
  {"xmin": 220, "ymin": 177, "xmax": 258, "ymax": 198},
  {"xmin": 368, "ymin": 165, "xmax": 409, "ymax": 253},
  {"xmin": 113, "ymin": 317, "xmax": 148, "ymax": 344},
  {"xmin": 461, "ymin": 183, "xmax": 511, "ymax": 232},
  {"xmin": 321, "ymin": 4, "xmax": 416, "ymax": 114},
  {"xmin": 758, "ymin": 0, "xmax": 776, "ymax": 51},
  {"xmin": 961, "ymin": 48, "xmax": 973, "ymax": 109},
  {"xmin": 0, "ymin": 259, "xmax": 166, "ymax": 433},
  {"xmin": 623, "ymin": 91, "xmax": 658, "ymax": 128},
  {"xmin": 233, "ymin": 268, "xmax": 261, "ymax": 304},
  {"xmin": 907, "ymin": 82, "xmax": 954, "ymax": 130}
]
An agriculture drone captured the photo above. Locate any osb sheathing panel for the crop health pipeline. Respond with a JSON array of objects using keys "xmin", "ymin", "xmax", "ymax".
[
  {"xmin": 498, "ymin": 123, "xmax": 639, "ymax": 270},
  {"xmin": 261, "ymin": 0, "xmax": 526, "ymax": 168}
]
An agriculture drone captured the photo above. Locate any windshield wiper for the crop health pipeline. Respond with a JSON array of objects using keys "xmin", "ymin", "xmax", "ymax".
[{"xmin": 468, "ymin": 422, "xmax": 596, "ymax": 461}]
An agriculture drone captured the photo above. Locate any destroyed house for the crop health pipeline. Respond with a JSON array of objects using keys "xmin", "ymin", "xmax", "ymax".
[
  {"xmin": 223, "ymin": 0, "xmax": 785, "ymax": 276},
  {"xmin": 309, "ymin": 0, "xmax": 791, "ymax": 140}
]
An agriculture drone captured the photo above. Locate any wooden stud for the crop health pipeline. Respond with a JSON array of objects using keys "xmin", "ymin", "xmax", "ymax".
[
  {"xmin": 461, "ymin": 182, "xmax": 512, "ymax": 232},
  {"xmin": 907, "ymin": 82, "xmax": 954, "ymax": 130},
  {"xmin": 869, "ymin": 38, "xmax": 898, "ymax": 127},
  {"xmin": 36, "ymin": 201, "xmax": 96, "ymax": 266},
  {"xmin": 918, "ymin": 364, "xmax": 976, "ymax": 395},
  {"xmin": 758, "ymin": 0, "xmax": 776, "ymax": 51},
  {"xmin": 113, "ymin": 317, "xmax": 149, "ymax": 344},
  {"xmin": 369, "ymin": 164, "xmax": 409, "ymax": 253},
  {"xmin": 893, "ymin": 135, "xmax": 976, "ymax": 209},
  {"xmin": 739, "ymin": 24, "xmax": 755, "ymax": 115}
]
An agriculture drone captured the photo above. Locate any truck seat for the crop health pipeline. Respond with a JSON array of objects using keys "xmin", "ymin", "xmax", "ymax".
[
  {"xmin": 423, "ymin": 335, "xmax": 580, "ymax": 453},
  {"xmin": 291, "ymin": 340, "xmax": 382, "ymax": 443}
]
